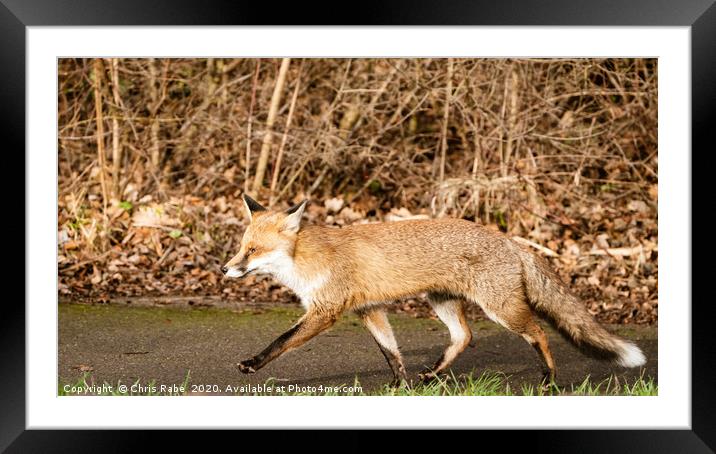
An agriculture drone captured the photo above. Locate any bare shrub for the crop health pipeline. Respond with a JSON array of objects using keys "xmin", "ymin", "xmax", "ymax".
[{"xmin": 58, "ymin": 58, "xmax": 657, "ymax": 324}]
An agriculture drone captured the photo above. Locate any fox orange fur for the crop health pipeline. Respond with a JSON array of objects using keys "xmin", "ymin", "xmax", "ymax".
[{"xmin": 222, "ymin": 195, "xmax": 646, "ymax": 385}]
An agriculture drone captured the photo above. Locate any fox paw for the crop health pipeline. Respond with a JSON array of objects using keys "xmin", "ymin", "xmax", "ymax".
[
  {"xmin": 417, "ymin": 370, "xmax": 445, "ymax": 383},
  {"xmin": 539, "ymin": 371, "xmax": 558, "ymax": 393},
  {"xmin": 237, "ymin": 359, "xmax": 258, "ymax": 374}
]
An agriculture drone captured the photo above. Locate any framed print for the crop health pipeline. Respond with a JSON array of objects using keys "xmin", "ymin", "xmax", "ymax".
[{"xmin": 3, "ymin": 0, "xmax": 714, "ymax": 451}]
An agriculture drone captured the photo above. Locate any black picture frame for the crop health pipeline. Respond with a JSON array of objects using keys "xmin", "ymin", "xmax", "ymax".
[{"xmin": 2, "ymin": 0, "xmax": 713, "ymax": 451}]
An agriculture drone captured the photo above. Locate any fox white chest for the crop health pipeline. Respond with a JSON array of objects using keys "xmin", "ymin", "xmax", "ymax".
[{"xmin": 259, "ymin": 251, "xmax": 327, "ymax": 309}]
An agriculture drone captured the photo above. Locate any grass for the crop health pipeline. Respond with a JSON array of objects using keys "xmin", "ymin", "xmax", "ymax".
[
  {"xmin": 370, "ymin": 371, "xmax": 657, "ymax": 397},
  {"xmin": 519, "ymin": 372, "xmax": 658, "ymax": 396},
  {"xmin": 59, "ymin": 370, "xmax": 657, "ymax": 397}
]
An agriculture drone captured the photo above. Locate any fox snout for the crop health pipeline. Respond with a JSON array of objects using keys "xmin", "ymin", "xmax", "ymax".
[
  {"xmin": 221, "ymin": 255, "xmax": 251, "ymax": 278},
  {"xmin": 222, "ymin": 263, "xmax": 249, "ymax": 278}
]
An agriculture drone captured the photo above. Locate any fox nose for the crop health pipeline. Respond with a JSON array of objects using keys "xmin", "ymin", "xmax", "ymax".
[{"xmin": 221, "ymin": 266, "xmax": 228, "ymax": 274}]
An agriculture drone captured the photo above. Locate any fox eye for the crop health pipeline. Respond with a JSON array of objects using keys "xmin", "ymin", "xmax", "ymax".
[{"xmin": 247, "ymin": 247, "xmax": 256, "ymax": 255}]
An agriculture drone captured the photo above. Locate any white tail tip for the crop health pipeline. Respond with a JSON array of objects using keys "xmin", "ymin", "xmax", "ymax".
[{"xmin": 616, "ymin": 341, "xmax": 646, "ymax": 368}]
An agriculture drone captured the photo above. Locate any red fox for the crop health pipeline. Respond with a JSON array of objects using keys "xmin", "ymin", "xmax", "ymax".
[{"xmin": 222, "ymin": 195, "xmax": 646, "ymax": 385}]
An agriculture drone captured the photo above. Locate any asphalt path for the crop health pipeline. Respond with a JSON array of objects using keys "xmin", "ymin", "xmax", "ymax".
[{"xmin": 59, "ymin": 303, "xmax": 657, "ymax": 395}]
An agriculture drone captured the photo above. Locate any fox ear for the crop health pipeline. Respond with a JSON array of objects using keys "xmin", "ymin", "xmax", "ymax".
[
  {"xmin": 242, "ymin": 194, "xmax": 266, "ymax": 221},
  {"xmin": 283, "ymin": 200, "xmax": 308, "ymax": 233}
]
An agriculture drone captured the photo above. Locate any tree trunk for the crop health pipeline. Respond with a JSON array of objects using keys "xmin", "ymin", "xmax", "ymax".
[
  {"xmin": 439, "ymin": 58, "xmax": 453, "ymax": 183},
  {"xmin": 109, "ymin": 58, "xmax": 123, "ymax": 198},
  {"xmin": 270, "ymin": 61, "xmax": 302, "ymax": 205},
  {"xmin": 252, "ymin": 58, "xmax": 290, "ymax": 194},
  {"xmin": 92, "ymin": 58, "xmax": 108, "ymax": 211}
]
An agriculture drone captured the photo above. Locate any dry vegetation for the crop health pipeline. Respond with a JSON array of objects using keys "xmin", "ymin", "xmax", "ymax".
[{"xmin": 58, "ymin": 58, "xmax": 658, "ymax": 324}]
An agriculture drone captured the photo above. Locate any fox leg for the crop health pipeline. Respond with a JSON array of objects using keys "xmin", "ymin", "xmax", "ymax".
[
  {"xmin": 237, "ymin": 306, "xmax": 338, "ymax": 374},
  {"xmin": 520, "ymin": 319, "xmax": 557, "ymax": 384},
  {"xmin": 419, "ymin": 296, "xmax": 472, "ymax": 381},
  {"xmin": 485, "ymin": 293, "xmax": 557, "ymax": 384},
  {"xmin": 357, "ymin": 307, "xmax": 407, "ymax": 386}
]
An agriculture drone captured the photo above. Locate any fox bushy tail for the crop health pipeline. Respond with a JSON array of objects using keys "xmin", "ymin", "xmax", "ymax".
[{"xmin": 517, "ymin": 247, "xmax": 646, "ymax": 368}]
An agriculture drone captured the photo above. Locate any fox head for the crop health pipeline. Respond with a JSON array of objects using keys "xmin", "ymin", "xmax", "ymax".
[{"xmin": 221, "ymin": 194, "xmax": 308, "ymax": 279}]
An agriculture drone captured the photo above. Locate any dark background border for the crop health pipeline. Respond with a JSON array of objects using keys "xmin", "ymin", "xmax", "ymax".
[{"xmin": 2, "ymin": 0, "xmax": 714, "ymax": 452}]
